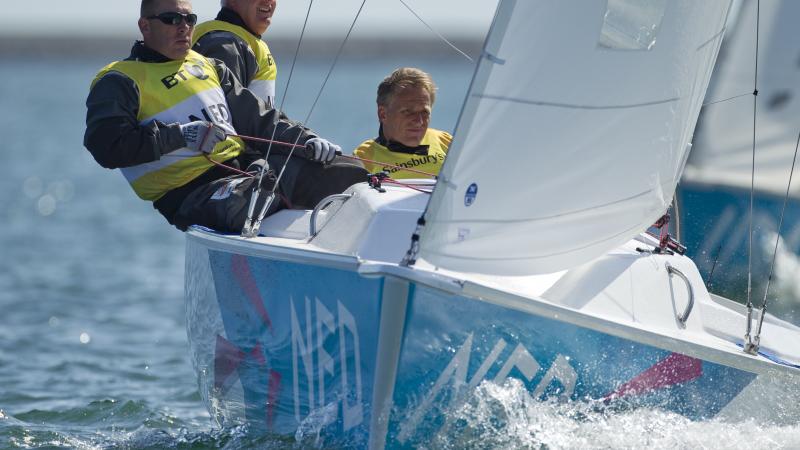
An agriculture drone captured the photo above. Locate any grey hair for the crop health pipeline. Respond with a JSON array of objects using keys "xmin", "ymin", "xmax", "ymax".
[{"xmin": 377, "ymin": 67, "xmax": 437, "ymax": 107}]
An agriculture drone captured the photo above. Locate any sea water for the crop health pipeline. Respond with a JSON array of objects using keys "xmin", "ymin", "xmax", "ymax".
[{"xmin": 2, "ymin": 53, "xmax": 800, "ymax": 449}]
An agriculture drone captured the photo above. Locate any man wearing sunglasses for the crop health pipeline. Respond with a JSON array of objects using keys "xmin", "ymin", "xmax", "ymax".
[
  {"xmin": 84, "ymin": 0, "xmax": 347, "ymax": 233},
  {"xmin": 192, "ymin": 0, "xmax": 370, "ymax": 214}
]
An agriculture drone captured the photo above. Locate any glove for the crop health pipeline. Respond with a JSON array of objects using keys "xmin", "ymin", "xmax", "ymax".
[
  {"xmin": 305, "ymin": 137, "xmax": 340, "ymax": 164},
  {"xmin": 180, "ymin": 121, "xmax": 227, "ymax": 154}
]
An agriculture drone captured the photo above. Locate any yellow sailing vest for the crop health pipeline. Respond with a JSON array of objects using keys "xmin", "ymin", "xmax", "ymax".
[
  {"xmin": 92, "ymin": 50, "xmax": 244, "ymax": 201},
  {"xmin": 192, "ymin": 20, "xmax": 277, "ymax": 106},
  {"xmin": 353, "ymin": 129, "xmax": 452, "ymax": 179}
]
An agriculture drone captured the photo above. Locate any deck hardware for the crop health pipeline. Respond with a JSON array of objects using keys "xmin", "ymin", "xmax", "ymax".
[
  {"xmin": 652, "ymin": 214, "xmax": 687, "ymax": 255},
  {"xmin": 666, "ymin": 263, "xmax": 694, "ymax": 325},
  {"xmin": 309, "ymin": 193, "xmax": 353, "ymax": 236},
  {"xmin": 368, "ymin": 172, "xmax": 389, "ymax": 193}
]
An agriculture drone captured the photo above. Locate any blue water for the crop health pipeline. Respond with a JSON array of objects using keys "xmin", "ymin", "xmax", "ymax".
[{"xmin": 2, "ymin": 52, "xmax": 800, "ymax": 449}]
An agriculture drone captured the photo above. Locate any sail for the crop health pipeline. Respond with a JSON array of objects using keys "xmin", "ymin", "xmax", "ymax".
[
  {"xmin": 418, "ymin": 0, "xmax": 732, "ymax": 275},
  {"xmin": 685, "ymin": 0, "xmax": 800, "ymax": 196}
]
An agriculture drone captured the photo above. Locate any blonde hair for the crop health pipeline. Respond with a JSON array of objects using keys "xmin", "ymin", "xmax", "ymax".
[{"xmin": 377, "ymin": 67, "xmax": 436, "ymax": 107}]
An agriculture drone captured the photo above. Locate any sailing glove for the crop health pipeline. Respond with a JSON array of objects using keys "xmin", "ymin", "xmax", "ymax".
[
  {"xmin": 305, "ymin": 137, "xmax": 340, "ymax": 164},
  {"xmin": 180, "ymin": 121, "xmax": 227, "ymax": 154}
]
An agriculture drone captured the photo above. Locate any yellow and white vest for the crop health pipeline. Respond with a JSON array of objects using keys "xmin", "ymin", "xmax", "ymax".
[
  {"xmin": 353, "ymin": 129, "xmax": 452, "ymax": 179},
  {"xmin": 92, "ymin": 50, "xmax": 244, "ymax": 201},
  {"xmin": 192, "ymin": 20, "xmax": 277, "ymax": 107}
]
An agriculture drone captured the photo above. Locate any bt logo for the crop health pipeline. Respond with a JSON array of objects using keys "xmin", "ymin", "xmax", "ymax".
[{"xmin": 161, "ymin": 58, "xmax": 210, "ymax": 89}]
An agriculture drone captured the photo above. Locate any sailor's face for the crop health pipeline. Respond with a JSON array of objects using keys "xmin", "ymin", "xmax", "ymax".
[
  {"xmin": 230, "ymin": 0, "xmax": 276, "ymax": 35},
  {"xmin": 379, "ymin": 86, "xmax": 432, "ymax": 148},
  {"xmin": 139, "ymin": 0, "xmax": 194, "ymax": 60}
]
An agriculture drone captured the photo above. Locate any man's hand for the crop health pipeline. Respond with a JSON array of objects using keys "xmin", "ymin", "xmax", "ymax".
[
  {"xmin": 305, "ymin": 137, "xmax": 340, "ymax": 164},
  {"xmin": 180, "ymin": 121, "xmax": 227, "ymax": 154}
]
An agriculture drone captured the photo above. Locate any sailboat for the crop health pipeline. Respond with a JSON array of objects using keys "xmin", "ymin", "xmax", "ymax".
[
  {"xmin": 184, "ymin": 1, "xmax": 800, "ymax": 447},
  {"xmin": 679, "ymin": 0, "xmax": 800, "ymax": 308}
]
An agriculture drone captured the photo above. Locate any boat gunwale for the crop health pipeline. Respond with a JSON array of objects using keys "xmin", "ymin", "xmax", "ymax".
[{"xmin": 186, "ymin": 226, "xmax": 800, "ymax": 379}]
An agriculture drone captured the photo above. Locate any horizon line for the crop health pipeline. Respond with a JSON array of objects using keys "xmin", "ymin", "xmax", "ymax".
[{"xmin": 0, "ymin": 35, "xmax": 485, "ymax": 59}]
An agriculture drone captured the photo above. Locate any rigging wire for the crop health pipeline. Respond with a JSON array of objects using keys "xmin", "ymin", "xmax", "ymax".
[
  {"xmin": 243, "ymin": 0, "xmax": 316, "ymax": 236},
  {"xmin": 397, "ymin": 0, "xmax": 474, "ymax": 62},
  {"xmin": 705, "ymin": 244, "xmax": 723, "ymax": 291},
  {"xmin": 744, "ymin": 0, "xmax": 761, "ymax": 352},
  {"xmin": 262, "ymin": 0, "xmax": 315, "ymax": 164},
  {"xmin": 243, "ymin": 0, "xmax": 369, "ymax": 236},
  {"xmin": 272, "ymin": 0, "xmax": 368, "ymax": 185},
  {"xmin": 702, "ymin": 92, "xmax": 752, "ymax": 107},
  {"xmin": 751, "ymin": 129, "xmax": 800, "ymax": 349},
  {"xmin": 302, "ymin": 1, "xmax": 368, "ymax": 128}
]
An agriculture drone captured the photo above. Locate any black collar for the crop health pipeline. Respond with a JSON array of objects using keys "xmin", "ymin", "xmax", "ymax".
[
  {"xmin": 216, "ymin": 7, "xmax": 261, "ymax": 38},
  {"xmin": 376, "ymin": 126, "xmax": 430, "ymax": 155},
  {"xmin": 127, "ymin": 41, "xmax": 174, "ymax": 63}
]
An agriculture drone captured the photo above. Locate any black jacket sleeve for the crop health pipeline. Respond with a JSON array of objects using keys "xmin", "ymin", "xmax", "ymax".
[
  {"xmin": 214, "ymin": 60, "xmax": 319, "ymax": 160},
  {"xmin": 84, "ymin": 72, "xmax": 185, "ymax": 169}
]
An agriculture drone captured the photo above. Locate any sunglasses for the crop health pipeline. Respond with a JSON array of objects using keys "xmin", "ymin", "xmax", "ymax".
[{"xmin": 146, "ymin": 12, "xmax": 198, "ymax": 26}]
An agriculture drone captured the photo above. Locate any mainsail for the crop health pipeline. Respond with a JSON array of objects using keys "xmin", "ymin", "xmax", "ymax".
[
  {"xmin": 418, "ymin": 0, "xmax": 732, "ymax": 275},
  {"xmin": 685, "ymin": 0, "xmax": 800, "ymax": 196}
]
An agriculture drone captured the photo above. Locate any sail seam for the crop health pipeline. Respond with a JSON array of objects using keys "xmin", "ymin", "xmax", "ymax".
[
  {"xmin": 423, "ymin": 222, "xmax": 644, "ymax": 261},
  {"xmin": 474, "ymin": 94, "xmax": 679, "ymax": 110},
  {"xmin": 433, "ymin": 189, "xmax": 656, "ymax": 224}
]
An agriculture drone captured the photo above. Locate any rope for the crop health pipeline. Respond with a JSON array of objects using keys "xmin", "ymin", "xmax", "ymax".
[
  {"xmin": 203, "ymin": 154, "xmax": 255, "ymax": 178},
  {"xmin": 205, "ymin": 151, "xmax": 434, "ymax": 196},
  {"xmin": 230, "ymin": 133, "xmax": 305, "ymax": 149},
  {"xmin": 383, "ymin": 178, "xmax": 433, "ymax": 194},
  {"xmin": 337, "ymin": 154, "xmax": 438, "ymax": 178},
  {"xmin": 231, "ymin": 133, "xmax": 439, "ymax": 178}
]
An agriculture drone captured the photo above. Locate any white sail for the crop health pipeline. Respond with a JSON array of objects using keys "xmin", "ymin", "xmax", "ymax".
[
  {"xmin": 418, "ymin": 0, "xmax": 732, "ymax": 275},
  {"xmin": 684, "ymin": 0, "xmax": 800, "ymax": 196}
]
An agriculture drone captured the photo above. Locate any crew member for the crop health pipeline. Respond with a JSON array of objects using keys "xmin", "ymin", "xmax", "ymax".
[
  {"xmin": 354, "ymin": 67, "xmax": 452, "ymax": 179},
  {"xmin": 84, "ymin": 0, "xmax": 341, "ymax": 233},
  {"xmin": 192, "ymin": 0, "xmax": 278, "ymax": 107},
  {"xmin": 192, "ymin": 0, "xmax": 368, "ymax": 207}
]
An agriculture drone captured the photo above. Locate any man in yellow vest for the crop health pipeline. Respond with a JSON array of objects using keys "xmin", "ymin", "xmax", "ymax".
[
  {"xmin": 354, "ymin": 68, "xmax": 452, "ymax": 179},
  {"xmin": 192, "ymin": 0, "xmax": 368, "ymax": 207},
  {"xmin": 192, "ymin": 0, "xmax": 278, "ymax": 108},
  {"xmin": 84, "ymin": 0, "xmax": 344, "ymax": 233}
]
